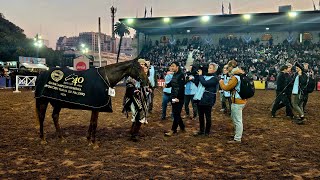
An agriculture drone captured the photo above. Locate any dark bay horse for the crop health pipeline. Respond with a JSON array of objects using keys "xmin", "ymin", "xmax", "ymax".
[{"xmin": 35, "ymin": 58, "xmax": 148, "ymax": 147}]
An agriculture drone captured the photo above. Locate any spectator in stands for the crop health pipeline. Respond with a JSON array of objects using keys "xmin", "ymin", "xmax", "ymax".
[
  {"xmin": 164, "ymin": 62, "xmax": 186, "ymax": 136},
  {"xmin": 193, "ymin": 63, "xmax": 219, "ymax": 136},
  {"xmin": 219, "ymin": 60, "xmax": 247, "ymax": 143}
]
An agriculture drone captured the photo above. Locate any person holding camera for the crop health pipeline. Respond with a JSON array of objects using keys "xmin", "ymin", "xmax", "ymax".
[
  {"xmin": 184, "ymin": 65, "xmax": 198, "ymax": 120},
  {"xmin": 193, "ymin": 63, "xmax": 219, "ymax": 136},
  {"xmin": 220, "ymin": 65, "xmax": 232, "ymax": 115},
  {"xmin": 164, "ymin": 62, "xmax": 186, "ymax": 136}
]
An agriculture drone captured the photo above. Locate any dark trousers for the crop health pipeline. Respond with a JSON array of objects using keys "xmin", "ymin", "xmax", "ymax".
[
  {"xmin": 303, "ymin": 93, "xmax": 309, "ymax": 112},
  {"xmin": 148, "ymin": 90, "xmax": 154, "ymax": 111},
  {"xmin": 198, "ymin": 105, "xmax": 213, "ymax": 134},
  {"xmin": 271, "ymin": 92, "xmax": 294, "ymax": 116},
  {"xmin": 184, "ymin": 95, "xmax": 197, "ymax": 117},
  {"xmin": 171, "ymin": 101, "xmax": 185, "ymax": 132},
  {"xmin": 221, "ymin": 95, "xmax": 231, "ymax": 113}
]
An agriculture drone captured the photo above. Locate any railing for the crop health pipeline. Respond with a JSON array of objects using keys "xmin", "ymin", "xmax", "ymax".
[{"xmin": 13, "ymin": 75, "xmax": 37, "ymax": 93}]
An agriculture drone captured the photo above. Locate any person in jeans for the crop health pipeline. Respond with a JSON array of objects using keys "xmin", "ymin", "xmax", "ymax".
[
  {"xmin": 161, "ymin": 67, "xmax": 173, "ymax": 120},
  {"xmin": 219, "ymin": 60, "xmax": 247, "ymax": 143},
  {"xmin": 164, "ymin": 61, "xmax": 186, "ymax": 136},
  {"xmin": 193, "ymin": 63, "xmax": 219, "ymax": 136},
  {"xmin": 184, "ymin": 65, "xmax": 198, "ymax": 120}
]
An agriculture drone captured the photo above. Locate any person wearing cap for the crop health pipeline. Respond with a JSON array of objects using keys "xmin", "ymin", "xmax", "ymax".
[
  {"xmin": 219, "ymin": 60, "xmax": 246, "ymax": 143},
  {"xmin": 164, "ymin": 61, "xmax": 186, "ymax": 136}
]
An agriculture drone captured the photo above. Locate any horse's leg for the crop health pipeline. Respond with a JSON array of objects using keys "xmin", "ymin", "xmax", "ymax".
[
  {"xmin": 36, "ymin": 98, "xmax": 49, "ymax": 144},
  {"xmin": 88, "ymin": 110, "xmax": 99, "ymax": 148},
  {"xmin": 51, "ymin": 105, "xmax": 64, "ymax": 142},
  {"xmin": 131, "ymin": 121, "xmax": 142, "ymax": 142}
]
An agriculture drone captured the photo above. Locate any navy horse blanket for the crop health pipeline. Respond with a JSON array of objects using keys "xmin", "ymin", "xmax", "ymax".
[{"xmin": 35, "ymin": 67, "xmax": 112, "ymax": 112}]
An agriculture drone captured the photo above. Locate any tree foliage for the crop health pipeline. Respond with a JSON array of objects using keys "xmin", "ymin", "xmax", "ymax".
[
  {"xmin": 114, "ymin": 22, "xmax": 130, "ymax": 63},
  {"xmin": 0, "ymin": 14, "xmax": 62, "ymax": 66}
]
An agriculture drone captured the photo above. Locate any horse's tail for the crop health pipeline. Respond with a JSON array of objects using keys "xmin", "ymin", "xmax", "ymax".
[{"xmin": 35, "ymin": 98, "xmax": 40, "ymax": 129}]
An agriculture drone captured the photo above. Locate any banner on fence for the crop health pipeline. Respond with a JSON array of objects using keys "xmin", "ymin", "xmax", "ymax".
[
  {"xmin": 317, "ymin": 81, "xmax": 320, "ymax": 91},
  {"xmin": 267, "ymin": 81, "xmax": 277, "ymax": 90},
  {"xmin": 254, "ymin": 81, "xmax": 266, "ymax": 90},
  {"xmin": 157, "ymin": 79, "xmax": 165, "ymax": 87}
]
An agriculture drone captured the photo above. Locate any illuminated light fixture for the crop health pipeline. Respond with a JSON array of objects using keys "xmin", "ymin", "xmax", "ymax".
[
  {"xmin": 288, "ymin": 11, "xmax": 297, "ymax": 18},
  {"xmin": 163, "ymin": 17, "xmax": 170, "ymax": 23},
  {"xmin": 127, "ymin": 18, "xmax": 134, "ymax": 25},
  {"xmin": 243, "ymin": 14, "xmax": 251, "ymax": 20},
  {"xmin": 201, "ymin": 15, "xmax": 210, "ymax": 22},
  {"xmin": 187, "ymin": 29, "xmax": 191, "ymax": 33},
  {"xmin": 266, "ymin": 27, "xmax": 270, "ymax": 30}
]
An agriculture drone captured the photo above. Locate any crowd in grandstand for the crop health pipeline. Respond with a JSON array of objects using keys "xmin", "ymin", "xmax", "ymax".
[{"xmin": 141, "ymin": 37, "xmax": 320, "ymax": 81}]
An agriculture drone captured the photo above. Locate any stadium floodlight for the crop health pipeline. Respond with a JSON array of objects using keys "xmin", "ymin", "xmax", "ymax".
[
  {"xmin": 243, "ymin": 14, "xmax": 251, "ymax": 20},
  {"xmin": 288, "ymin": 11, "xmax": 297, "ymax": 18},
  {"xmin": 127, "ymin": 18, "xmax": 134, "ymax": 25},
  {"xmin": 266, "ymin": 27, "xmax": 270, "ymax": 31},
  {"xmin": 201, "ymin": 16, "xmax": 210, "ymax": 22},
  {"xmin": 187, "ymin": 29, "xmax": 191, "ymax": 33},
  {"xmin": 163, "ymin": 17, "xmax": 170, "ymax": 23}
]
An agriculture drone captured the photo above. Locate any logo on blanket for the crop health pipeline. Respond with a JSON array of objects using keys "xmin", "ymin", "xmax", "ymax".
[
  {"xmin": 51, "ymin": 70, "xmax": 64, "ymax": 82},
  {"xmin": 45, "ymin": 70, "xmax": 86, "ymax": 97}
]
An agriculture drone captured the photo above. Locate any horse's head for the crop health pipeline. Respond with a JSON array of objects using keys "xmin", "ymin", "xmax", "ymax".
[{"xmin": 129, "ymin": 59, "xmax": 149, "ymax": 86}]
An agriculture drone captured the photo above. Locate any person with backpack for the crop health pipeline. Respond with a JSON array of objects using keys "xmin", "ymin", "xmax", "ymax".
[
  {"xmin": 302, "ymin": 63, "xmax": 315, "ymax": 113},
  {"xmin": 219, "ymin": 60, "xmax": 247, "ymax": 143}
]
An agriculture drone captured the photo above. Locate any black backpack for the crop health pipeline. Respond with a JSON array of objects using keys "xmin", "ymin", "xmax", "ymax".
[
  {"xmin": 235, "ymin": 74, "xmax": 255, "ymax": 99},
  {"xmin": 306, "ymin": 76, "xmax": 316, "ymax": 93}
]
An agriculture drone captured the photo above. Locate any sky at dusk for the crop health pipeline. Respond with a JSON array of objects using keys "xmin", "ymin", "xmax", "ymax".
[{"xmin": 0, "ymin": 0, "xmax": 317, "ymax": 49}]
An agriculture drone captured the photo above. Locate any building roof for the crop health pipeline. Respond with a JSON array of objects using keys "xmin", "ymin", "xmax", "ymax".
[{"xmin": 119, "ymin": 11, "xmax": 320, "ymax": 34}]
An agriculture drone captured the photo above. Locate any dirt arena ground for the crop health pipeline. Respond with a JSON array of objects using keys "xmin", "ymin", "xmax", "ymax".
[{"xmin": 0, "ymin": 87, "xmax": 319, "ymax": 179}]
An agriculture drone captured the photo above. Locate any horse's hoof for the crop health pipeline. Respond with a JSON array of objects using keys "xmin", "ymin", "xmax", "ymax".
[
  {"xmin": 40, "ymin": 140, "xmax": 47, "ymax": 145},
  {"xmin": 131, "ymin": 136, "xmax": 139, "ymax": 142}
]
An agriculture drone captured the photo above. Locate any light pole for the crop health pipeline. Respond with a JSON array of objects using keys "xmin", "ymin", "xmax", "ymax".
[{"xmin": 34, "ymin": 34, "xmax": 43, "ymax": 58}]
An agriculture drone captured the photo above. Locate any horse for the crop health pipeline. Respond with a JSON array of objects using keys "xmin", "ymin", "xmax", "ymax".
[{"xmin": 34, "ymin": 58, "xmax": 148, "ymax": 147}]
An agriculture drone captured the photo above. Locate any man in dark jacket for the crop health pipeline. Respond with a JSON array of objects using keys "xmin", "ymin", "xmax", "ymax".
[
  {"xmin": 165, "ymin": 62, "xmax": 186, "ymax": 136},
  {"xmin": 271, "ymin": 65, "xmax": 294, "ymax": 118}
]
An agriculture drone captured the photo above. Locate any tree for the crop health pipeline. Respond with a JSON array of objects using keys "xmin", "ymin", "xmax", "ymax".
[{"xmin": 114, "ymin": 22, "xmax": 130, "ymax": 63}]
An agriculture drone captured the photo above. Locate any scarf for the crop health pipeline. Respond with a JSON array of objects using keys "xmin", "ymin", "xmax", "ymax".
[{"xmin": 193, "ymin": 75, "xmax": 214, "ymax": 101}]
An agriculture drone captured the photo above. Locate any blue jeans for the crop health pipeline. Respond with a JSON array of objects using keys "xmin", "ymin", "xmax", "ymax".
[
  {"xmin": 161, "ymin": 93, "xmax": 172, "ymax": 119},
  {"xmin": 231, "ymin": 104, "xmax": 245, "ymax": 141}
]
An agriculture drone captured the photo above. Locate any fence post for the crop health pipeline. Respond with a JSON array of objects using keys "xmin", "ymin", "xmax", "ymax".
[{"xmin": 13, "ymin": 75, "xmax": 21, "ymax": 93}]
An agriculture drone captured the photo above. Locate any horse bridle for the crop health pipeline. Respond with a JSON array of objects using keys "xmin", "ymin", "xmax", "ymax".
[{"xmin": 129, "ymin": 61, "xmax": 144, "ymax": 82}]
